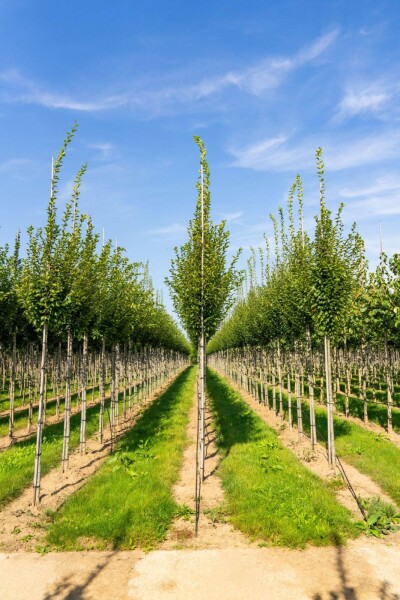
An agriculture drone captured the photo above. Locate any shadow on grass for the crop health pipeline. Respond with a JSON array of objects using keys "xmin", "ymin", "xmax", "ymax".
[
  {"xmin": 112, "ymin": 367, "xmax": 193, "ymax": 453},
  {"xmin": 206, "ymin": 369, "xmax": 267, "ymax": 454}
]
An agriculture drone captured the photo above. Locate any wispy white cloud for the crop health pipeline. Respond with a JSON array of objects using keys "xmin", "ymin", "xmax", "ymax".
[
  {"xmin": 87, "ymin": 142, "xmax": 115, "ymax": 159},
  {"xmin": 0, "ymin": 30, "xmax": 339, "ymax": 114},
  {"xmin": 339, "ymin": 174, "xmax": 400, "ymax": 198},
  {"xmin": 0, "ymin": 157, "xmax": 40, "ymax": 179},
  {"xmin": 337, "ymin": 78, "xmax": 400, "ymax": 120},
  {"xmin": 170, "ymin": 29, "xmax": 338, "ymax": 100},
  {"xmin": 0, "ymin": 69, "xmax": 129, "ymax": 111},
  {"xmin": 221, "ymin": 211, "xmax": 243, "ymax": 222},
  {"xmin": 337, "ymin": 173, "xmax": 400, "ymax": 220},
  {"xmin": 229, "ymin": 130, "xmax": 400, "ymax": 172},
  {"xmin": 346, "ymin": 194, "xmax": 400, "ymax": 218},
  {"xmin": 148, "ymin": 223, "xmax": 187, "ymax": 235}
]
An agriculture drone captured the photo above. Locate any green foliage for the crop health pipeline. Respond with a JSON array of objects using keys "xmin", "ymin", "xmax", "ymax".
[
  {"xmin": 0, "ymin": 124, "xmax": 189, "ymax": 354},
  {"xmin": 166, "ymin": 137, "xmax": 242, "ymax": 347},
  {"xmin": 311, "ymin": 149, "xmax": 354, "ymax": 339},
  {"xmin": 17, "ymin": 125, "xmax": 77, "ymax": 333},
  {"xmin": 355, "ymin": 496, "xmax": 400, "ymax": 537},
  {"xmin": 208, "ymin": 148, "xmax": 370, "ymax": 352}
]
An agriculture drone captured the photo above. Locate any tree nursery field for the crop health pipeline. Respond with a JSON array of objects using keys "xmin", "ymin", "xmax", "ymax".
[{"xmin": 1, "ymin": 129, "xmax": 400, "ymax": 599}]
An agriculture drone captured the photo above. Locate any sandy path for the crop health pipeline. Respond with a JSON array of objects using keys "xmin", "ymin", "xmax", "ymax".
[
  {"xmin": 0, "ymin": 371, "xmax": 184, "ymax": 552},
  {"xmin": 162, "ymin": 387, "xmax": 249, "ymax": 549},
  {"xmin": 127, "ymin": 541, "xmax": 400, "ymax": 600},
  {"xmin": 0, "ymin": 550, "xmax": 141, "ymax": 600},
  {"xmin": 1, "ymin": 538, "xmax": 400, "ymax": 599}
]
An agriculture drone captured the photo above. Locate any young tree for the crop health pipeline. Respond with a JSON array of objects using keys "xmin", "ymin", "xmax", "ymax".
[
  {"xmin": 166, "ymin": 137, "xmax": 241, "ymax": 532},
  {"xmin": 310, "ymin": 148, "xmax": 354, "ymax": 465},
  {"xmin": 18, "ymin": 126, "xmax": 77, "ymax": 504}
]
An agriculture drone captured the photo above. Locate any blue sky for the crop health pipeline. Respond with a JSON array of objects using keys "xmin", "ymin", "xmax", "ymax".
[{"xmin": 0, "ymin": 1, "xmax": 399, "ymax": 313}]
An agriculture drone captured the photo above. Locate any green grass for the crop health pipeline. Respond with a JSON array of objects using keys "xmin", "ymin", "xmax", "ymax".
[
  {"xmin": 0, "ymin": 376, "xmax": 154, "ymax": 507},
  {"xmin": 0, "ymin": 395, "xmax": 115, "ymax": 507},
  {"xmin": 268, "ymin": 384, "xmax": 400, "ymax": 506},
  {"xmin": 45, "ymin": 367, "xmax": 195, "ymax": 550},
  {"xmin": 334, "ymin": 393, "xmax": 400, "ymax": 433},
  {"xmin": 207, "ymin": 369, "xmax": 357, "ymax": 548}
]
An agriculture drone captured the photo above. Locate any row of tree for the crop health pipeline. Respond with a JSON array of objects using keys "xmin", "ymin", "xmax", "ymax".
[
  {"xmin": 0, "ymin": 125, "xmax": 190, "ymax": 503},
  {"xmin": 208, "ymin": 148, "xmax": 400, "ymax": 462}
]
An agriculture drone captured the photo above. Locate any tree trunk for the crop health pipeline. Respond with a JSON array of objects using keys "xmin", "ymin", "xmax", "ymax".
[
  {"xmin": 33, "ymin": 323, "xmax": 48, "ymax": 506},
  {"xmin": 98, "ymin": 338, "xmax": 106, "ymax": 443},
  {"xmin": 61, "ymin": 331, "xmax": 73, "ymax": 472},
  {"xmin": 79, "ymin": 332, "xmax": 89, "ymax": 455},
  {"xmin": 324, "ymin": 335, "xmax": 336, "ymax": 467},
  {"xmin": 8, "ymin": 331, "xmax": 17, "ymax": 438}
]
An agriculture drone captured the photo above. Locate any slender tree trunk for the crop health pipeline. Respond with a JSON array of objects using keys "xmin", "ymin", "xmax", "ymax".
[
  {"xmin": 384, "ymin": 334, "xmax": 393, "ymax": 434},
  {"xmin": 110, "ymin": 344, "xmax": 116, "ymax": 445},
  {"xmin": 306, "ymin": 327, "xmax": 317, "ymax": 449},
  {"xmin": 324, "ymin": 335, "xmax": 336, "ymax": 466},
  {"xmin": 79, "ymin": 332, "xmax": 89, "ymax": 455},
  {"xmin": 295, "ymin": 342, "xmax": 303, "ymax": 441},
  {"xmin": 8, "ymin": 331, "xmax": 17, "ymax": 438},
  {"xmin": 33, "ymin": 323, "xmax": 48, "ymax": 506},
  {"xmin": 277, "ymin": 341, "xmax": 283, "ymax": 417},
  {"xmin": 98, "ymin": 338, "xmax": 106, "ymax": 443},
  {"xmin": 61, "ymin": 331, "xmax": 73, "ymax": 472},
  {"xmin": 199, "ymin": 332, "xmax": 206, "ymax": 482},
  {"xmin": 287, "ymin": 368, "xmax": 292, "ymax": 429}
]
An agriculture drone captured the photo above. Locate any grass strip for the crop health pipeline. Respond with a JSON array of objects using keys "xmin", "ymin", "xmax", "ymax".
[
  {"xmin": 266, "ymin": 384, "xmax": 400, "ymax": 506},
  {"xmin": 46, "ymin": 367, "xmax": 195, "ymax": 550},
  {"xmin": 0, "ymin": 376, "xmax": 157, "ymax": 507},
  {"xmin": 207, "ymin": 369, "xmax": 357, "ymax": 548},
  {"xmin": 335, "ymin": 393, "xmax": 400, "ymax": 433},
  {"xmin": 0, "ymin": 394, "xmax": 115, "ymax": 507}
]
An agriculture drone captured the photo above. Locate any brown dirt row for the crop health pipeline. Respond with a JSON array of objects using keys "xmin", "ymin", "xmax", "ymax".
[{"xmin": 161, "ymin": 389, "xmax": 250, "ymax": 550}]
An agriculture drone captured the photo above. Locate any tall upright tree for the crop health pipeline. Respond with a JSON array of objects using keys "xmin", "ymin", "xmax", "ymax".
[
  {"xmin": 166, "ymin": 136, "xmax": 241, "ymax": 532},
  {"xmin": 18, "ymin": 125, "xmax": 77, "ymax": 504}
]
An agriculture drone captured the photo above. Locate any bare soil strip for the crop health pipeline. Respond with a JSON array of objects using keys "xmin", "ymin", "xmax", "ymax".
[
  {"xmin": 0, "ymin": 372, "xmax": 182, "ymax": 553},
  {"xmin": 162, "ymin": 387, "xmax": 249, "ymax": 549}
]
